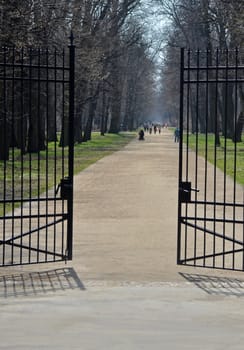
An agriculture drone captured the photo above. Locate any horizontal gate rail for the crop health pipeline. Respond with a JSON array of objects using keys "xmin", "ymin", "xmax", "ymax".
[
  {"xmin": 0, "ymin": 198, "xmax": 66, "ymax": 204},
  {"xmin": 180, "ymin": 201, "xmax": 244, "ymax": 208},
  {"xmin": 0, "ymin": 214, "xmax": 67, "ymax": 220},
  {"xmin": 182, "ymin": 220, "xmax": 244, "ymax": 245},
  {"xmin": 182, "ymin": 217, "xmax": 244, "ymax": 224},
  {"xmin": 182, "ymin": 248, "xmax": 244, "ymax": 265},
  {"xmin": 0, "ymin": 217, "xmax": 66, "ymax": 245}
]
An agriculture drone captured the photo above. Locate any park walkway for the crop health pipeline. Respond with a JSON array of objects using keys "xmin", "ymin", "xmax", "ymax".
[
  {"xmin": 1, "ymin": 129, "xmax": 244, "ymax": 349},
  {"xmin": 72, "ymin": 129, "xmax": 180, "ymax": 283}
]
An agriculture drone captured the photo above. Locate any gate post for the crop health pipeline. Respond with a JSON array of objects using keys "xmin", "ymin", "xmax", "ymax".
[
  {"xmin": 67, "ymin": 32, "xmax": 75, "ymax": 260},
  {"xmin": 177, "ymin": 48, "xmax": 185, "ymax": 265}
]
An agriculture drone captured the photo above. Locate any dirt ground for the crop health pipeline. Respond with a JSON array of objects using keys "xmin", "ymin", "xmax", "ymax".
[
  {"xmin": 72, "ymin": 129, "xmax": 181, "ymax": 283},
  {"xmin": 1, "ymin": 129, "xmax": 244, "ymax": 350},
  {"xmin": 2, "ymin": 128, "xmax": 243, "ymax": 282},
  {"xmin": 69, "ymin": 128, "xmax": 243, "ymax": 284}
]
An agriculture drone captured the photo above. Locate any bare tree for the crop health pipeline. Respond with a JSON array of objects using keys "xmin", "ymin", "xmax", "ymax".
[{"xmin": 156, "ymin": 0, "xmax": 244, "ymax": 141}]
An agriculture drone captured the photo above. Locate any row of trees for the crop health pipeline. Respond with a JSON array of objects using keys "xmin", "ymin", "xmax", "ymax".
[
  {"xmin": 157, "ymin": 0, "xmax": 244, "ymax": 142},
  {"xmin": 3, "ymin": 0, "xmax": 243, "ymax": 159},
  {"xmin": 0, "ymin": 0, "xmax": 160, "ymax": 159}
]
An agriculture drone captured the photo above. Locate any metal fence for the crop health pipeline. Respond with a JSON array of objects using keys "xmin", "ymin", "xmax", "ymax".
[
  {"xmin": 0, "ymin": 36, "xmax": 74, "ymax": 266},
  {"xmin": 177, "ymin": 48, "xmax": 244, "ymax": 271}
]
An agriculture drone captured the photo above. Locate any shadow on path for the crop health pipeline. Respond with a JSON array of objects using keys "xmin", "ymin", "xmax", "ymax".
[
  {"xmin": 180, "ymin": 272, "xmax": 244, "ymax": 297},
  {"xmin": 0, "ymin": 267, "xmax": 85, "ymax": 298}
]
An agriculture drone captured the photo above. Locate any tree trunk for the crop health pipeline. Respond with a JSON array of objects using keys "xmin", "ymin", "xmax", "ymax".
[
  {"xmin": 109, "ymin": 93, "xmax": 121, "ymax": 133},
  {"xmin": 59, "ymin": 112, "xmax": 69, "ymax": 147},
  {"xmin": 14, "ymin": 86, "xmax": 28, "ymax": 154},
  {"xmin": 222, "ymin": 84, "xmax": 234, "ymax": 138},
  {"xmin": 233, "ymin": 112, "xmax": 244, "ymax": 143},
  {"xmin": 233, "ymin": 85, "xmax": 244, "ymax": 143},
  {"xmin": 27, "ymin": 84, "xmax": 46, "ymax": 152},
  {"xmin": 74, "ymin": 102, "xmax": 83, "ymax": 143},
  {"xmin": 74, "ymin": 113, "xmax": 83, "ymax": 143},
  {"xmin": 109, "ymin": 63, "xmax": 122, "ymax": 133},
  {"xmin": 83, "ymin": 98, "xmax": 97, "ymax": 142},
  {"xmin": 0, "ymin": 117, "xmax": 9, "ymax": 160},
  {"xmin": 100, "ymin": 87, "xmax": 107, "ymax": 136},
  {"xmin": 14, "ymin": 113, "xmax": 27, "ymax": 154},
  {"xmin": 28, "ymin": 110, "xmax": 46, "ymax": 152},
  {"xmin": 104, "ymin": 97, "xmax": 110, "ymax": 133},
  {"xmin": 47, "ymin": 85, "xmax": 57, "ymax": 142}
]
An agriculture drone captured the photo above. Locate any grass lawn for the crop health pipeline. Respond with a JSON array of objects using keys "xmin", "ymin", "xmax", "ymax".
[
  {"xmin": 73, "ymin": 132, "xmax": 136, "ymax": 174},
  {"xmin": 0, "ymin": 132, "xmax": 136, "ymax": 215},
  {"xmin": 185, "ymin": 133, "xmax": 244, "ymax": 185}
]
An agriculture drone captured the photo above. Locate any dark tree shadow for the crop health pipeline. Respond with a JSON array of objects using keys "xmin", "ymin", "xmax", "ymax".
[
  {"xmin": 0, "ymin": 267, "xmax": 85, "ymax": 298},
  {"xmin": 179, "ymin": 272, "xmax": 244, "ymax": 297}
]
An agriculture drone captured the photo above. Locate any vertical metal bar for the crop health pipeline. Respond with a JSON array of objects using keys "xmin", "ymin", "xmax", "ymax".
[
  {"xmin": 37, "ymin": 48, "xmax": 41, "ymax": 263},
  {"xmin": 67, "ymin": 33, "xmax": 75, "ymax": 260},
  {"xmin": 213, "ymin": 48, "xmax": 219, "ymax": 268},
  {"xmin": 61, "ymin": 48, "xmax": 65, "ymax": 257},
  {"xmin": 45, "ymin": 48, "xmax": 49, "ymax": 261},
  {"xmin": 184, "ymin": 49, "xmax": 191, "ymax": 262},
  {"xmin": 194, "ymin": 49, "xmax": 200, "ymax": 265},
  {"xmin": 3, "ymin": 47, "xmax": 7, "ymax": 266},
  {"xmin": 223, "ymin": 49, "xmax": 229, "ymax": 268},
  {"xmin": 232, "ymin": 48, "xmax": 238, "ymax": 269},
  {"xmin": 186, "ymin": 49, "xmax": 190, "ymax": 184},
  {"xmin": 0, "ymin": 49, "xmax": 2, "ymax": 266},
  {"xmin": 203, "ymin": 49, "xmax": 209, "ymax": 267},
  {"xmin": 61, "ymin": 49, "xmax": 65, "ymax": 181},
  {"xmin": 20, "ymin": 47, "xmax": 24, "ymax": 264},
  {"xmin": 11, "ymin": 47, "xmax": 15, "ymax": 265},
  {"xmin": 54, "ymin": 48, "xmax": 57, "ymax": 260},
  {"xmin": 243, "ymin": 190, "xmax": 244, "ymax": 271},
  {"xmin": 177, "ymin": 47, "xmax": 184, "ymax": 265},
  {"xmin": 28, "ymin": 48, "xmax": 33, "ymax": 263}
]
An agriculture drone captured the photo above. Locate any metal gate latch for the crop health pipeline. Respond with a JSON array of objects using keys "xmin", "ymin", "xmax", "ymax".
[
  {"xmin": 179, "ymin": 181, "xmax": 199, "ymax": 203},
  {"xmin": 56, "ymin": 177, "xmax": 72, "ymax": 200}
]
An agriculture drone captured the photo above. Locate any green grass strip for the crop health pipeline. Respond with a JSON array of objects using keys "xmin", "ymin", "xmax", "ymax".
[
  {"xmin": 185, "ymin": 133, "xmax": 244, "ymax": 185},
  {"xmin": 0, "ymin": 132, "xmax": 136, "ymax": 216},
  {"xmin": 73, "ymin": 132, "xmax": 136, "ymax": 173}
]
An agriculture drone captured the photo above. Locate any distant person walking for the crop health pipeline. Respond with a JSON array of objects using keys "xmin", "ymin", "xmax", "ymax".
[
  {"xmin": 138, "ymin": 129, "xmax": 145, "ymax": 140},
  {"xmin": 174, "ymin": 127, "xmax": 180, "ymax": 142}
]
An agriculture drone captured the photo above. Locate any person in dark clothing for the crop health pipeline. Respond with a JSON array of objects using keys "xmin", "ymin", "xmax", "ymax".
[
  {"xmin": 138, "ymin": 129, "xmax": 145, "ymax": 140},
  {"xmin": 174, "ymin": 127, "xmax": 180, "ymax": 142}
]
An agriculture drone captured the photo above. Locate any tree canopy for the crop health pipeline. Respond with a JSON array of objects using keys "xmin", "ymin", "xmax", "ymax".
[
  {"xmin": 0, "ymin": 0, "xmax": 243, "ymax": 159},
  {"xmin": 156, "ymin": 0, "xmax": 244, "ymax": 140}
]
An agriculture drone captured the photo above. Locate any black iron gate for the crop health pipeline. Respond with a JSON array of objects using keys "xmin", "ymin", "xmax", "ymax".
[
  {"xmin": 177, "ymin": 48, "xmax": 244, "ymax": 271},
  {"xmin": 0, "ymin": 36, "xmax": 75, "ymax": 266}
]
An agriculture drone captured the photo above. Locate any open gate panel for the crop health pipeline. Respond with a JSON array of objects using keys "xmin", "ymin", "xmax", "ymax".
[
  {"xmin": 0, "ymin": 39, "xmax": 74, "ymax": 267},
  {"xmin": 177, "ymin": 48, "xmax": 244, "ymax": 271}
]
